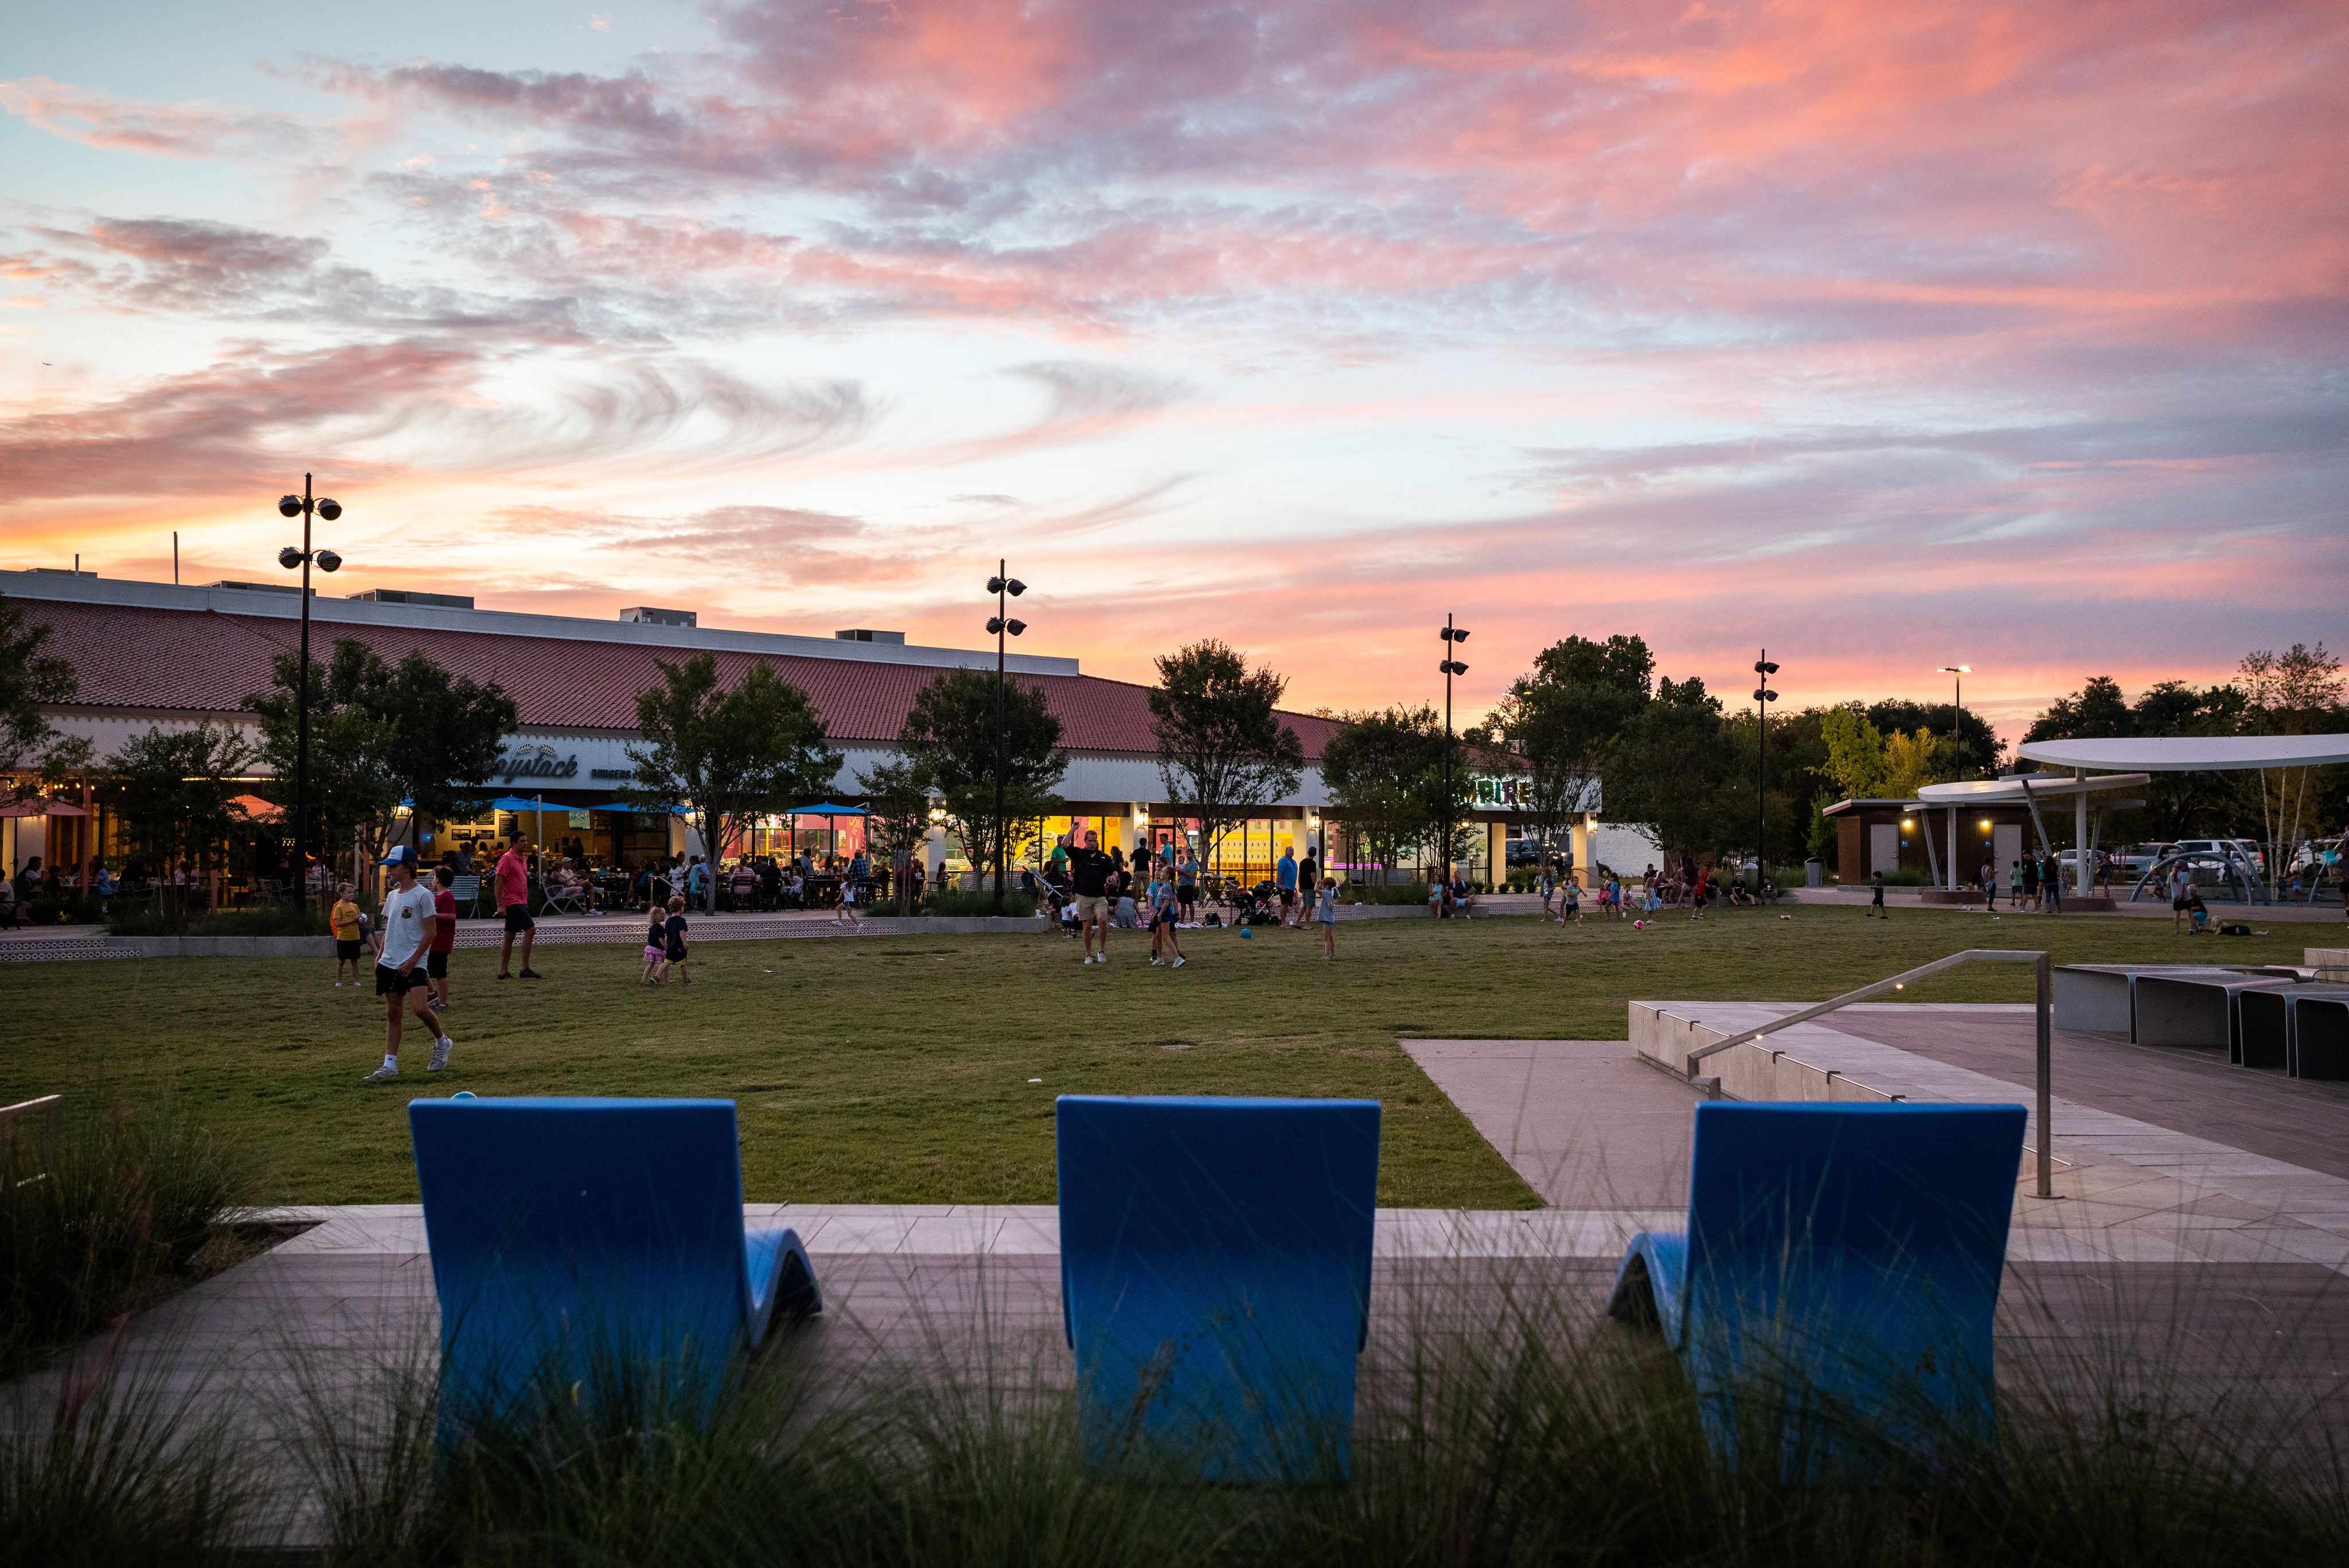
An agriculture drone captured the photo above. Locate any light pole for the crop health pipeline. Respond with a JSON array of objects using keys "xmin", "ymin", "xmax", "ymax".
[
  {"xmin": 1935, "ymin": 665, "xmax": 1972, "ymax": 892},
  {"xmin": 1438, "ymin": 615, "xmax": 1470, "ymax": 884},
  {"xmin": 984, "ymin": 561, "xmax": 1027, "ymax": 915},
  {"xmin": 277, "ymin": 475, "xmax": 344, "ymax": 912},
  {"xmin": 1751, "ymin": 652, "xmax": 1779, "ymax": 884}
]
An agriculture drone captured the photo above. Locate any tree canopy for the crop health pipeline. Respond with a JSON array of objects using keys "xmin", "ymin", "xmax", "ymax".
[
  {"xmin": 0, "ymin": 591, "xmax": 92, "ymax": 795},
  {"xmin": 1148, "ymin": 641, "xmax": 1304, "ymax": 880},
  {"xmin": 246, "ymin": 638, "xmax": 520, "ymax": 881},
  {"xmin": 626, "ymin": 654, "xmax": 842, "ymax": 910},
  {"xmin": 897, "ymin": 666, "xmax": 1068, "ymax": 898}
]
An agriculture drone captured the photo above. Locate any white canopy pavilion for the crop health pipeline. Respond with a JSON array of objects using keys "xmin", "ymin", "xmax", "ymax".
[{"xmin": 1923, "ymin": 733, "xmax": 2349, "ymax": 900}]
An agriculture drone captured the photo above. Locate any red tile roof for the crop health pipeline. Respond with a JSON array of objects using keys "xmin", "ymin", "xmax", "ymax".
[{"xmin": 30, "ymin": 599, "xmax": 1345, "ymax": 759}]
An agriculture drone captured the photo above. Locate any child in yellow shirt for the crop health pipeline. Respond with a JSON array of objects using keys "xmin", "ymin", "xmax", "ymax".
[{"xmin": 330, "ymin": 884, "xmax": 367, "ymax": 987}]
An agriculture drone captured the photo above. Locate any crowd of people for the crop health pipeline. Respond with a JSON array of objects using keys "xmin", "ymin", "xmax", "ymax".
[{"xmin": 1027, "ymin": 832, "xmax": 1344, "ymax": 965}]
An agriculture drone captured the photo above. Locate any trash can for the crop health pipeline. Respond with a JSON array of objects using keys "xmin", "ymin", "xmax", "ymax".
[{"xmin": 1804, "ymin": 858, "xmax": 1823, "ymax": 888}]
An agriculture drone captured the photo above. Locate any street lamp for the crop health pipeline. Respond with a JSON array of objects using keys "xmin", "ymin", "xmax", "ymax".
[
  {"xmin": 984, "ymin": 561, "xmax": 1027, "ymax": 915},
  {"xmin": 1751, "ymin": 652, "xmax": 1780, "ymax": 885},
  {"xmin": 277, "ymin": 474, "xmax": 344, "ymax": 912},
  {"xmin": 1438, "ymin": 616, "xmax": 1470, "ymax": 884},
  {"xmin": 1937, "ymin": 666, "xmax": 1972, "ymax": 775}
]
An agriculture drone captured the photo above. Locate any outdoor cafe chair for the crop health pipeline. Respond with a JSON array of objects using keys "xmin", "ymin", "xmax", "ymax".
[
  {"xmin": 448, "ymin": 875, "xmax": 484, "ymax": 917},
  {"xmin": 1607, "ymin": 1101, "xmax": 2024, "ymax": 1471},
  {"xmin": 541, "ymin": 878, "xmax": 591, "ymax": 917},
  {"xmin": 1056, "ymin": 1094, "xmax": 1380, "ymax": 1482},
  {"xmin": 408, "ymin": 1097, "xmax": 821, "ymax": 1440}
]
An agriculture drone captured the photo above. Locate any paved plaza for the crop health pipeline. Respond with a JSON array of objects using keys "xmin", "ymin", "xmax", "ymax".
[{"xmin": 22, "ymin": 996, "xmax": 2345, "ymax": 1545}]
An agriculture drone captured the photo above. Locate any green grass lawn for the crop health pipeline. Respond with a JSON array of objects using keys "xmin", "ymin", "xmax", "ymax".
[{"xmin": 7, "ymin": 906, "xmax": 2320, "ymax": 1207}]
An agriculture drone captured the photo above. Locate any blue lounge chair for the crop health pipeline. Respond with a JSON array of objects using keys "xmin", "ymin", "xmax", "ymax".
[
  {"xmin": 409, "ymin": 1097, "xmax": 820, "ymax": 1435},
  {"xmin": 1607, "ymin": 1101, "xmax": 2024, "ymax": 1467},
  {"xmin": 1056, "ymin": 1095, "xmax": 1381, "ymax": 1482}
]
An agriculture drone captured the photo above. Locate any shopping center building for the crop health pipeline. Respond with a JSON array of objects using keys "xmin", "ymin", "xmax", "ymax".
[{"xmin": 5, "ymin": 570, "xmax": 1587, "ymax": 888}]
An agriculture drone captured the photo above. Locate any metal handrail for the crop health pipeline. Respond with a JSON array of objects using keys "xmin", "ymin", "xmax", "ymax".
[
  {"xmin": 1682, "ymin": 950, "xmax": 2056, "ymax": 1198},
  {"xmin": 1, "ymin": 1094, "xmax": 63, "ymax": 1188}
]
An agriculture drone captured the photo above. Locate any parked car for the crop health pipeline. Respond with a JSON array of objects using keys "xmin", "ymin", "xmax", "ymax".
[{"xmin": 2169, "ymin": 838, "xmax": 2265, "ymax": 873}]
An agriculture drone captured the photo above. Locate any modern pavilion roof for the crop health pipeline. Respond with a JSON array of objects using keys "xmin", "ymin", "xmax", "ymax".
[
  {"xmin": 2016, "ymin": 735, "xmax": 2349, "ymax": 771},
  {"xmin": 24, "ymin": 596, "xmax": 1347, "ymax": 759},
  {"xmin": 1915, "ymin": 773, "xmax": 2153, "ymax": 805}
]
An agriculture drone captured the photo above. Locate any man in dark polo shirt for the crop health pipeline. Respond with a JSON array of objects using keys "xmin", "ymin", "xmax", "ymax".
[{"xmin": 1068, "ymin": 829, "xmax": 1114, "ymax": 965}]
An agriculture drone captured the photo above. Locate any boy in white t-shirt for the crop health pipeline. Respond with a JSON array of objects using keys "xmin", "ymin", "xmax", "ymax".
[{"xmin": 362, "ymin": 847, "xmax": 454, "ymax": 1082}]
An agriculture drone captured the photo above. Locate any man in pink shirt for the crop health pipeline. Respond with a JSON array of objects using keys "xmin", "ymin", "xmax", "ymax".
[{"xmin": 493, "ymin": 836, "xmax": 542, "ymax": 980}]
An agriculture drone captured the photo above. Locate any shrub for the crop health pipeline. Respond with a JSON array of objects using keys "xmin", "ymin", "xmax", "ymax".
[
  {"xmin": 926, "ymin": 890, "xmax": 1038, "ymax": 918},
  {"xmin": 1, "ymin": 1094, "xmax": 250, "ymax": 1375},
  {"xmin": 106, "ymin": 901, "xmax": 327, "ymax": 938}
]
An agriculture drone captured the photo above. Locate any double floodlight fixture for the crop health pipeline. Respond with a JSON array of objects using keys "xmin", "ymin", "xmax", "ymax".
[
  {"xmin": 1937, "ymin": 664, "xmax": 1972, "ymax": 674},
  {"xmin": 1439, "ymin": 622, "xmax": 1470, "ymax": 677},
  {"xmin": 987, "ymin": 615, "xmax": 1027, "ymax": 637},
  {"xmin": 279, "ymin": 493, "xmax": 342, "ymax": 522},
  {"xmin": 988, "ymin": 575, "xmax": 1025, "ymax": 597},
  {"xmin": 1753, "ymin": 656, "xmax": 1779, "ymax": 703}
]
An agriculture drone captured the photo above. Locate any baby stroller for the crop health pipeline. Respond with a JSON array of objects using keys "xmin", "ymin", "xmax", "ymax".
[{"xmin": 1232, "ymin": 880, "xmax": 1281, "ymax": 926}]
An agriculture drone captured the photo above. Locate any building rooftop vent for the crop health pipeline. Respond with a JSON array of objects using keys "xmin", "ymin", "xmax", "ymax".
[
  {"xmin": 348, "ymin": 588, "xmax": 476, "ymax": 609},
  {"xmin": 203, "ymin": 580, "xmax": 313, "ymax": 596},
  {"xmin": 619, "ymin": 606, "xmax": 697, "ymax": 628},
  {"xmin": 833, "ymin": 629, "xmax": 906, "ymax": 645}
]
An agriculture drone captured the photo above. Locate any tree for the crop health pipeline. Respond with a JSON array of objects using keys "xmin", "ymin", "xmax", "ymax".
[
  {"xmin": 854, "ymin": 754, "xmax": 934, "ymax": 908},
  {"xmin": 1147, "ymin": 641, "xmax": 1305, "ymax": 886},
  {"xmin": 104, "ymin": 721, "xmax": 255, "ymax": 900},
  {"xmin": 898, "ymin": 666, "xmax": 1068, "ymax": 894},
  {"xmin": 2020, "ymin": 677, "xmax": 2133, "ymax": 745},
  {"xmin": 1604, "ymin": 676, "xmax": 1734, "ymax": 869},
  {"xmin": 1818, "ymin": 705, "xmax": 1887, "ymax": 799},
  {"xmin": 626, "ymin": 655, "xmax": 842, "ymax": 912},
  {"xmin": 1319, "ymin": 706, "xmax": 1443, "ymax": 884},
  {"xmin": 0, "ymin": 591, "xmax": 93, "ymax": 797},
  {"xmin": 247, "ymin": 638, "xmax": 518, "ymax": 886},
  {"xmin": 1482, "ymin": 633, "xmax": 1653, "ymax": 863},
  {"xmin": 1879, "ymin": 728, "xmax": 1944, "ymax": 799},
  {"xmin": 2237, "ymin": 642, "xmax": 2344, "ymax": 892}
]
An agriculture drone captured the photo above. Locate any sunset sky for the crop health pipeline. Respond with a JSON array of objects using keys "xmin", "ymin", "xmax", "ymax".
[{"xmin": 5, "ymin": 1, "xmax": 2343, "ymax": 743}]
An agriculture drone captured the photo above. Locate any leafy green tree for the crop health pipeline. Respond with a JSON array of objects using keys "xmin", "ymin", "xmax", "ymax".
[
  {"xmin": 248, "ymin": 638, "xmax": 517, "ymax": 886},
  {"xmin": 1604, "ymin": 676, "xmax": 1734, "ymax": 869},
  {"xmin": 897, "ymin": 665, "xmax": 1068, "ymax": 900},
  {"xmin": 2236, "ymin": 643, "xmax": 2344, "ymax": 890},
  {"xmin": 626, "ymin": 655, "xmax": 842, "ymax": 912},
  {"xmin": 1320, "ymin": 706, "xmax": 1443, "ymax": 883},
  {"xmin": 0, "ymin": 591, "xmax": 93, "ymax": 797},
  {"xmin": 103, "ymin": 721, "xmax": 255, "ymax": 899},
  {"xmin": 854, "ymin": 754, "xmax": 935, "ymax": 906},
  {"xmin": 1147, "ymin": 641, "xmax": 1304, "ymax": 885},
  {"xmin": 1480, "ymin": 634, "xmax": 1652, "ymax": 864},
  {"xmin": 1818, "ymin": 705, "xmax": 1887, "ymax": 799}
]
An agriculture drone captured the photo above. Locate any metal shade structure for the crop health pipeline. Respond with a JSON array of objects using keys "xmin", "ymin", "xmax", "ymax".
[
  {"xmin": 2016, "ymin": 735, "xmax": 2349, "ymax": 771},
  {"xmin": 1915, "ymin": 774, "xmax": 2153, "ymax": 805},
  {"xmin": 1910, "ymin": 771, "xmax": 2157, "ymax": 896}
]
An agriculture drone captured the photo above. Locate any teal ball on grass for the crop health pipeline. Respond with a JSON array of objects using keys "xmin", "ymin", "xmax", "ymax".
[{"xmin": 1239, "ymin": 927, "xmax": 1253, "ymax": 939}]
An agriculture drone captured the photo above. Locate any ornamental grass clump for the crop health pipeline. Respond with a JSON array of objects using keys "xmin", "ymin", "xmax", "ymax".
[{"xmin": 0, "ymin": 1093, "xmax": 249, "ymax": 1376}]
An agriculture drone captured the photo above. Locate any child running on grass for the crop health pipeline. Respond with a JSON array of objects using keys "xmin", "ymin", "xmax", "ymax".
[
  {"xmin": 1317, "ymin": 875, "xmax": 1337, "ymax": 959},
  {"xmin": 641, "ymin": 904, "xmax": 669, "ymax": 984},
  {"xmin": 1561, "ymin": 876, "xmax": 1582, "ymax": 925},
  {"xmin": 664, "ymin": 895, "xmax": 693, "ymax": 985},
  {"xmin": 331, "ymin": 882, "xmax": 365, "ymax": 986}
]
